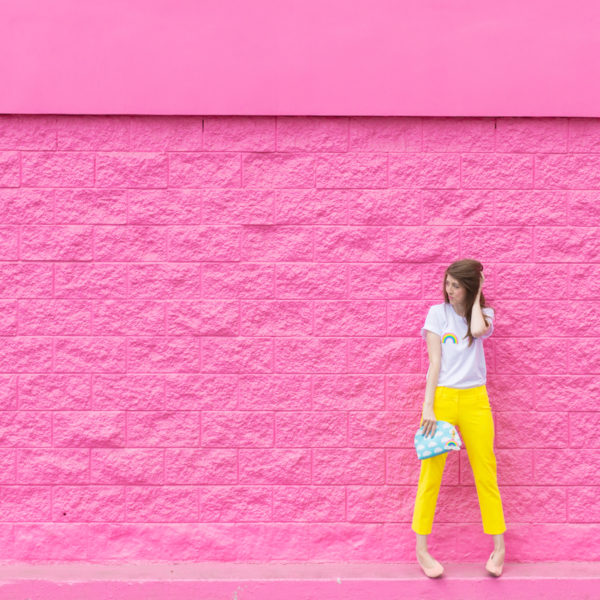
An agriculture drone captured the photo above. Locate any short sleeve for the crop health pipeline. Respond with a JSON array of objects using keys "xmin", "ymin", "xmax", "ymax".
[
  {"xmin": 480, "ymin": 307, "xmax": 494, "ymax": 339},
  {"xmin": 420, "ymin": 305, "xmax": 442, "ymax": 339}
]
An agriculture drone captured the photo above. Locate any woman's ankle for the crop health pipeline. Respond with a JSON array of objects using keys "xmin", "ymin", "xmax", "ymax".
[{"xmin": 415, "ymin": 533, "xmax": 429, "ymax": 553}]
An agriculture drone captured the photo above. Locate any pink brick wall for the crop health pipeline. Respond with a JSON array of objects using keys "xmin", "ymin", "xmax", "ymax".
[{"xmin": 0, "ymin": 114, "xmax": 599, "ymax": 562}]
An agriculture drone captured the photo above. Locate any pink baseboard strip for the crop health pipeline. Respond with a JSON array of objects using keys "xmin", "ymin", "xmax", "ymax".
[{"xmin": 0, "ymin": 561, "xmax": 599, "ymax": 600}]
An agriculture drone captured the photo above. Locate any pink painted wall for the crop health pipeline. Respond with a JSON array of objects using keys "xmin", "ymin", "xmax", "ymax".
[
  {"xmin": 2, "ymin": 1, "xmax": 600, "ymax": 116},
  {"xmin": 0, "ymin": 114, "xmax": 599, "ymax": 563}
]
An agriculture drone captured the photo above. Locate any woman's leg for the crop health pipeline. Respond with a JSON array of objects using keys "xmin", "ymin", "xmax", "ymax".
[
  {"xmin": 411, "ymin": 386, "xmax": 457, "ymax": 576},
  {"xmin": 457, "ymin": 386, "xmax": 506, "ymax": 569}
]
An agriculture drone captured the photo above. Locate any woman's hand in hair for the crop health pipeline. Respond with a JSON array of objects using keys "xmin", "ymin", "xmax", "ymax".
[{"xmin": 478, "ymin": 271, "xmax": 485, "ymax": 295}]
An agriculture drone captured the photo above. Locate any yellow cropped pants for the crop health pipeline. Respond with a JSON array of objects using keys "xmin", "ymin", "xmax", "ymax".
[{"xmin": 411, "ymin": 384, "xmax": 506, "ymax": 535}]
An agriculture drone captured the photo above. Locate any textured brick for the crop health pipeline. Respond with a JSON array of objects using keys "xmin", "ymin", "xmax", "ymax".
[
  {"xmin": 202, "ymin": 337, "xmax": 272, "ymax": 373},
  {"xmin": 21, "ymin": 225, "xmax": 93, "ymax": 261},
  {"xmin": 126, "ymin": 486, "xmax": 198, "ymax": 521},
  {"xmin": 421, "ymin": 189, "xmax": 494, "ymax": 225},
  {"xmin": 275, "ymin": 263, "xmax": 345, "ymax": 298},
  {"xmin": 54, "ymin": 263, "xmax": 127, "ymax": 298},
  {"xmin": 96, "ymin": 152, "xmax": 168, "ymax": 188},
  {"xmin": 14, "ymin": 523, "xmax": 88, "ymax": 560},
  {"xmin": 127, "ymin": 411, "xmax": 200, "ymax": 446},
  {"xmin": 314, "ymin": 300, "xmax": 385, "ymax": 336},
  {"xmin": 239, "ymin": 448, "xmax": 311, "ymax": 484},
  {"xmin": 203, "ymin": 189, "xmax": 275, "ymax": 224},
  {"xmin": 18, "ymin": 449, "xmax": 89, "ymax": 484},
  {"xmin": 389, "ymin": 153, "xmax": 460, "ymax": 188},
  {"xmin": 0, "ymin": 152, "xmax": 21, "ymax": 187},
  {"xmin": 275, "ymin": 411, "xmax": 347, "ymax": 447},
  {"xmin": 277, "ymin": 189, "xmax": 348, "ymax": 225},
  {"xmin": 93, "ymin": 374, "xmax": 164, "ymax": 410},
  {"xmin": 273, "ymin": 486, "xmax": 345, "ymax": 521},
  {"xmin": 496, "ymin": 190, "xmax": 568, "ymax": 225},
  {"xmin": 170, "ymin": 152, "xmax": 241, "ymax": 187},
  {"xmin": 536, "ymin": 153, "xmax": 600, "ymax": 188},
  {"xmin": 130, "ymin": 116, "xmax": 203, "ymax": 151},
  {"xmin": 273, "ymin": 338, "xmax": 346, "ymax": 373},
  {"xmin": 0, "ymin": 375, "xmax": 17, "ymax": 410},
  {"xmin": 128, "ymin": 263, "xmax": 202, "ymax": 298},
  {"xmin": 388, "ymin": 226, "xmax": 459, "ymax": 262},
  {"xmin": 313, "ymin": 449, "xmax": 385, "ymax": 484},
  {"xmin": 568, "ymin": 190, "xmax": 600, "ymax": 226},
  {"xmin": 94, "ymin": 225, "xmax": 167, "ymax": 261},
  {"xmin": 128, "ymin": 189, "xmax": 202, "ymax": 224},
  {"xmin": 462, "ymin": 226, "xmax": 533, "ymax": 262},
  {"xmin": 0, "ymin": 337, "xmax": 52, "ymax": 372},
  {"xmin": 198, "ymin": 486, "xmax": 271, "ymax": 521},
  {"xmin": 19, "ymin": 299, "xmax": 92, "ymax": 335},
  {"xmin": 55, "ymin": 189, "xmax": 127, "ymax": 224},
  {"xmin": 314, "ymin": 226, "xmax": 385, "ymax": 262},
  {"xmin": 203, "ymin": 411, "xmax": 273, "ymax": 447},
  {"xmin": 348, "ymin": 264, "xmax": 420, "ymax": 299},
  {"xmin": 127, "ymin": 337, "xmax": 200, "ymax": 372},
  {"xmin": 535, "ymin": 375, "xmax": 600, "ymax": 411},
  {"xmin": 55, "ymin": 337, "xmax": 126, "ymax": 372},
  {"xmin": 53, "ymin": 485, "xmax": 125, "ymax": 521},
  {"xmin": 349, "ymin": 117, "xmax": 421, "ymax": 152},
  {"xmin": 0, "ymin": 412, "xmax": 51, "ymax": 446},
  {"xmin": 91, "ymin": 448, "xmax": 164, "ymax": 484},
  {"xmin": 19, "ymin": 374, "xmax": 91, "ymax": 410},
  {"xmin": 0, "ymin": 485, "xmax": 51, "ymax": 521},
  {"xmin": 168, "ymin": 226, "xmax": 240, "ymax": 261},
  {"xmin": 53, "ymin": 411, "xmax": 125, "ymax": 447},
  {"xmin": 348, "ymin": 338, "xmax": 421, "ymax": 373},
  {"xmin": 0, "ymin": 300, "xmax": 17, "ymax": 335},
  {"xmin": 535, "ymin": 226, "xmax": 600, "ymax": 262},
  {"xmin": 278, "ymin": 116, "xmax": 348, "ymax": 152},
  {"xmin": 347, "ymin": 485, "xmax": 415, "ymax": 521},
  {"xmin": 348, "ymin": 189, "xmax": 420, "ymax": 226},
  {"xmin": 21, "ymin": 152, "xmax": 94, "ymax": 187},
  {"xmin": 167, "ymin": 300, "xmax": 238, "ymax": 336},
  {"xmin": 316, "ymin": 153, "xmax": 387, "ymax": 188},
  {"xmin": 495, "ymin": 117, "xmax": 568, "ymax": 152},
  {"xmin": 0, "ymin": 189, "xmax": 54, "ymax": 223},
  {"xmin": 240, "ymin": 300, "xmax": 311, "ymax": 336},
  {"xmin": 204, "ymin": 263, "xmax": 274, "ymax": 298},
  {"xmin": 535, "ymin": 450, "xmax": 600, "ymax": 485},
  {"xmin": 238, "ymin": 375, "xmax": 311, "ymax": 410},
  {"xmin": 462, "ymin": 153, "xmax": 533, "ymax": 188},
  {"xmin": 313, "ymin": 375, "xmax": 384, "ymax": 411},
  {"xmin": 0, "ymin": 115, "xmax": 56, "ymax": 150},
  {"xmin": 204, "ymin": 116, "xmax": 276, "ymax": 151},
  {"xmin": 93, "ymin": 300, "xmax": 165, "ymax": 335},
  {"xmin": 165, "ymin": 448, "xmax": 237, "ymax": 484},
  {"xmin": 56, "ymin": 115, "xmax": 130, "ymax": 151},
  {"xmin": 165, "ymin": 374, "xmax": 237, "ymax": 410},
  {"xmin": 243, "ymin": 153, "xmax": 315, "ymax": 188}
]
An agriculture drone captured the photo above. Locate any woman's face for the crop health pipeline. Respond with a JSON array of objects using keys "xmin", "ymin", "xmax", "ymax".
[{"xmin": 445, "ymin": 274, "xmax": 466, "ymax": 305}]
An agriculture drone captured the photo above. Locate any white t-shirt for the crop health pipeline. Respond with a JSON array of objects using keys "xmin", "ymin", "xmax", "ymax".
[{"xmin": 420, "ymin": 302, "xmax": 494, "ymax": 389}]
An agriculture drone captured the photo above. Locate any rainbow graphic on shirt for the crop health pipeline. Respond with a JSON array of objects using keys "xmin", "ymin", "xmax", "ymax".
[{"xmin": 442, "ymin": 333, "xmax": 458, "ymax": 344}]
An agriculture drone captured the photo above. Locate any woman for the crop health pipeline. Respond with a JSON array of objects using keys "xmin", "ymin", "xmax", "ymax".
[{"xmin": 412, "ymin": 259, "xmax": 506, "ymax": 578}]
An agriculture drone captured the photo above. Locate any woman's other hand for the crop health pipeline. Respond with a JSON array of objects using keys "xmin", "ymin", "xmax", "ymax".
[{"xmin": 421, "ymin": 405, "xmax": 437, "ymax": 438}]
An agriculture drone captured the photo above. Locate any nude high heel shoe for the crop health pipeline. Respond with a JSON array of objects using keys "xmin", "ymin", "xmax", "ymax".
[{"xmin": 485, "ymin": 550, "xmax": 504, "ymax": 577}]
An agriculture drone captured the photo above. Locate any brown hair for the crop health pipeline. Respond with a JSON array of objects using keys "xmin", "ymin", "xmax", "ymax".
[{"xmin": 442, "ymin": 259, "xmax": 493, "ymax": 347}]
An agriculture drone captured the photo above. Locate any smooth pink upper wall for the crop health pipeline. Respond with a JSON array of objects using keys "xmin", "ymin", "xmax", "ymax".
[{"xmin": 2, "ymin": 0, "xmax": 600, "ymax": 116}]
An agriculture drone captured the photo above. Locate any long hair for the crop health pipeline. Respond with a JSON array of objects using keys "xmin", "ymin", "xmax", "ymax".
[{"xmin": 442, "ymin": 259, "xmax": 493, "ymax": 347}]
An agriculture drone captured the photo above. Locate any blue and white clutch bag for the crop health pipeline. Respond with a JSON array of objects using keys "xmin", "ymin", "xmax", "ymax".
[{"xmin": 414, "ymin": 420, "xmax": 462, "ymax": 460}]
